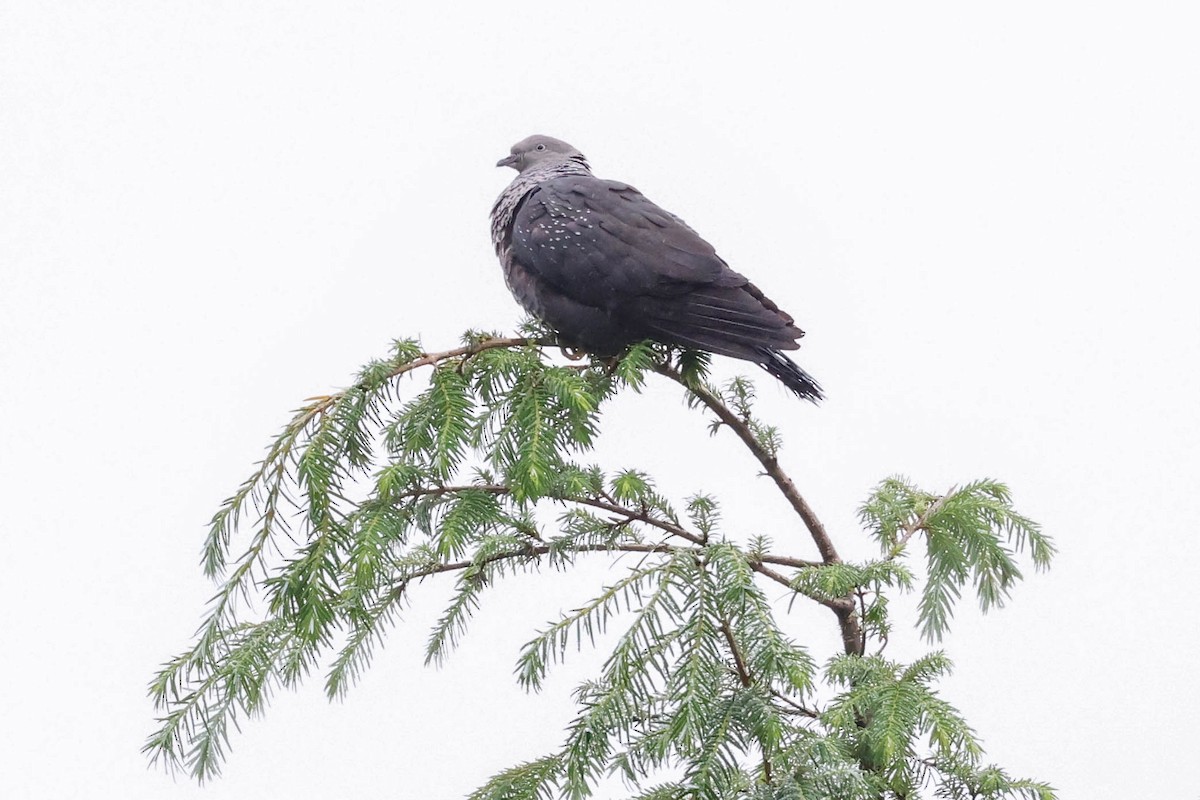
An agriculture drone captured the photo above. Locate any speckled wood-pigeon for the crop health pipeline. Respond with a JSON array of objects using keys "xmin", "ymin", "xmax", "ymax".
[{"xmin": 490, "ymin": 135, "xmax": 822, "ymax": 403}]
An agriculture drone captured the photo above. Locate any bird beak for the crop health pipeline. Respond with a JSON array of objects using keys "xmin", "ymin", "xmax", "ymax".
[{"xmin": 496, "ymin": 153, "xmax": 520, "ymax": 169}]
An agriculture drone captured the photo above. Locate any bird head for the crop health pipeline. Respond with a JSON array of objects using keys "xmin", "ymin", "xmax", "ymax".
[{"xmin": 496, "ymin": 135, "xmax": 589, "ymax": 173}]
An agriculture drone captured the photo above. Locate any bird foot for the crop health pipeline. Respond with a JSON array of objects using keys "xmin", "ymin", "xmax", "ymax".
[{"xmin": 560, "ymin": 347, "xmax": 587, "ymax": 361}]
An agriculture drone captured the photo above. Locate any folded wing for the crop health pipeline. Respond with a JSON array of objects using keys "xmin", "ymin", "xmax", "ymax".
[{"xmin": 510, "ymin": 176, "xmax": 806, "ymax": 361}]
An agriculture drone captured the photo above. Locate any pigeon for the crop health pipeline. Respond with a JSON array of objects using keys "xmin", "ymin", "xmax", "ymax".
[{"xmin": 490, "ymin": 135, "xmax": 822, "ymax": 403}]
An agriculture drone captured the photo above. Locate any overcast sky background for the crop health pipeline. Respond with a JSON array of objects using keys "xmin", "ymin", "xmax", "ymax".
[{"xmin": 2, "ymin": 2, "xmax": 1197, "ymax": 798}]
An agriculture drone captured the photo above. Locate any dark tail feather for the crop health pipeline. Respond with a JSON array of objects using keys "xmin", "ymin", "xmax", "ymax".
[{"xmin": 757, "ymin": 349, "xmax": 823, "ymax": 404}]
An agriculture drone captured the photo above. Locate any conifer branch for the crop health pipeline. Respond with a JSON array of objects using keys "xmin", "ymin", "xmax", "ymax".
[
  {"xmin": 653, "ymin": 361, "xmax": 863, "ymax": 655},
  {"xmin": 753, "ymin": 554, "xmax": 822, "ymax": 570},
  {"xmin": 770, "ymin": 689, "xmax": 820, "ymax": 719},
  {"xmin": 743, "ymin": 560, "xmax": 843, "ymax": 612},
  {"xmin": 719, "ymin": 617, "xmax": 754, "ymax": 690},
  {"xmin": 386, "ymin": 483, "xmax": 705, "ymax": 545},
  {"xmin": 890, "ymin": 490, "xmax": 953, "ymax": 557},
  {"xmin": 297, "ymin": 336, "xmax": 545, "ymax": 434},
  {"xmin": 651, "ymin": 362, "xmax": 839, "ymax": 565},
  {"xmin": 387, "ymin": 482, "xmax": 839, "ymax": 610},
  {"xmin": 389, "ymin": 541, "xmax": 682, "ymax": 587},
  {"xmin": 151, "ymin": 329, "xmax": 1055, "ymax": 795},
  {"xmin": 382, "ymin": 336, "xmax": 549, "ymax": 385}
]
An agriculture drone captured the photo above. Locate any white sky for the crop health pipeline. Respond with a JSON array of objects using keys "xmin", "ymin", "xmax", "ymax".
[{"xmin": 2, "ymin": 2, "xmax": 1197, "ymax": 797}]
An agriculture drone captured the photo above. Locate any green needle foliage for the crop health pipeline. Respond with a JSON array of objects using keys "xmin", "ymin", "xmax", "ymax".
[{"xmin": 147, "ymin": 325, "xmax": 1056, "ymax": 799}]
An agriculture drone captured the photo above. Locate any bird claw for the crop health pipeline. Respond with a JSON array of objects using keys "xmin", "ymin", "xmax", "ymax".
[{"xmin": 560, "ymin": 347, "xmax": 587, "ymax": 361}]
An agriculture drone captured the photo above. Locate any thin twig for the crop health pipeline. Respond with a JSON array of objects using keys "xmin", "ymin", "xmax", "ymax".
[
  {"xmin": 219, "ymin": 337, "xmax": 546, "ymax": 564},
  {"xmin": 304, "ymin": 337, "xmax": 546, "ymax": 417},
  {"xmin": 389, "ymin": 483, "xmax": 704, "ymax": 545},
  {"xmin": 746, "ymin": 561, "xmax": 839, "ymax": 613},
  {"xmin": 391, "ymin": 541, "xmax": 681, "ymax": 589},
  {"xmin": 718, "ymin": 616, "xmax": 773, "ymax": 782},
  {"xmin": 770, "ymin": 689, "xmax": 820, "ymax": 719},
  {"xmin": 720, "ymin": 618, "xmax": 754, "ymax": 689},
  {"xmin": 891, "ymin": 489, "xmax": 954, "ymax": 556}
]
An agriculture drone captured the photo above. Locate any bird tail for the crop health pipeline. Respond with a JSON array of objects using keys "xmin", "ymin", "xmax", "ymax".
[{"xmin": 757, "ymin": 349, "xmax": 823, "ymax": 404}]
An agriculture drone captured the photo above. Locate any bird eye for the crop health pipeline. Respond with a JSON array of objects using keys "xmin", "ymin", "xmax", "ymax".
[{"xmin": 535, "ymin": 144, "xmax": 546, "ymax": 151}]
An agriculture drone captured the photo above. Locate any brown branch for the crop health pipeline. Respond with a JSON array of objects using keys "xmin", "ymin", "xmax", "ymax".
[
  {"xmin": 389, "ymin": 483, "xmax": 705, "ymax": 545},
  {"xmin": 720, "ymin": 618, "xmax": 754, "ymax": 690},
  {"xmin": 748, "ymin": 561, "xmax": 802, "ymax": 591},
  {"xmin": 652, "ymin": 362, "xmax": 840, "ymax": 565},
  {"xmin": 834, "ymin": 604, "xmax": 864, "ymax": 656},
  {"xmin": 719, "ymin": 616, "xmax": 773, "ymax": 783},
  {"xmin": 771, "ymin": 689, "xmax": 820, "ymax": 719},
  {"xmin": 856, "ymin": 587, "xmax": 869, "ymax": 655},
  {"xmin": 756, "ymin": 554, "xmax": 822, "ymax": 570},
  {"xmin": 653, "ymin": 361, "xmax": 864, "ymax": 656},
  {"xmin": 391, "ymin": 541, "xmax": 681, "ymax": 591},
  {"xmin": 384, "ymin": 336, "xmax": 548, "ymax": 383},
  {"xmin": 384, "ymin": 499, "xmax": 846, "ymax": 669},
  {"xmin": 390, "ymin": 482, "xmax": 853, "ymax": 617},
  {"xmin": 715, "ymin": 618, "xmax": 792, "ymax": 782},
  {"xmin": 745, "ymin": 560, "xmax": 841, "ymax": 615},
  {"xmin": 303, "ymin": 337, "xmax": 543, "ymax": 414},
  {"xmin": 340, "ymin": 337, "xmax": 550, "ymax": 409},
  {"xmin": 575, "ymin": 496, "xmax": 704, "ymax": 546}
]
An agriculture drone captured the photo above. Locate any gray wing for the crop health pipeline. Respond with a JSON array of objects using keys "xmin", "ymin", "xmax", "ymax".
[{"xmin": 510, "ymin": 176, "xmax": 805, "ymax": 359}]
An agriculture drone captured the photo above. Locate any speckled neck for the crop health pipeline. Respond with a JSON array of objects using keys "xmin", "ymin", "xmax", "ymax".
[{"xmin": 490, "ymin": 159, "xmax": 593, "ymax": 254}]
